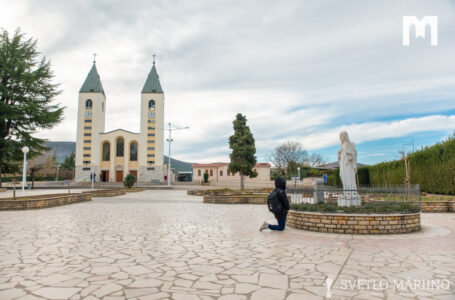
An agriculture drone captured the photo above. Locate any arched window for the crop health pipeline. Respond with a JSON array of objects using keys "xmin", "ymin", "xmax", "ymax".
[
  {"xmin": 130, "ymin": 142, "xmax": 138, "ymax": 161},
  {"xmin": 148, "ymin": 100, "xmax": 155, "ymax": 110},
  {"xmin": 198, "ymin": 170, "xmax": 201, "ymax": 176},
  {"xmin": 102, "ymin": 142, "xmax": 110, "ymax": 161},
  {"xmin": 85, "ymin": 99, "xmax": 93, "ymax": 108},
  {"xmin": 116, "ymin": 138, "xmax": 124, "ymax": 157}
]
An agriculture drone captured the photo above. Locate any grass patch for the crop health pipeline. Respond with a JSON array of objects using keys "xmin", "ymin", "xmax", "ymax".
[{"xmin": 290, "ymin": 202, "xmax": 420, "ymax": 214}]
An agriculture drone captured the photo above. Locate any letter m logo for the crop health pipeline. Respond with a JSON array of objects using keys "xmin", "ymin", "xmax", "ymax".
[{"xmin": 402, "ymin": 16, "xmax": 438, "ymax": 46}]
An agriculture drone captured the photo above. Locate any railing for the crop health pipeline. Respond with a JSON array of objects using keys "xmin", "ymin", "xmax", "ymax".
[{"xmin": 288, "ymin": 184, "xmax": 421, "ymax": 214}]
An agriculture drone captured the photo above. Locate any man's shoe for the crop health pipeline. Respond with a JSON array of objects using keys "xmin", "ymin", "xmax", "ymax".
[{"xmin": 259, "ymin": 221, "xmax": 268, "ymax": 232}]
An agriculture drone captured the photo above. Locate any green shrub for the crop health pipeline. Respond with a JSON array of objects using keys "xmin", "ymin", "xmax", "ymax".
[
  {"xmin": 123, "ymin": 174, "xmax": 136, "ymax": 189},
  {"xmin": 290, "ymin": 201, "xmax": 420, "ymax": 214},
  {"xmin": 357, "ymin": 167, "xmax": 370, "ymax": 186},
  {"xmin": 327, "ymin": 168, "xmax": 342, "ymax": 187},
  {"xmin": 203, "ymin": 172, "xmax": 209, "ymax": 183}
]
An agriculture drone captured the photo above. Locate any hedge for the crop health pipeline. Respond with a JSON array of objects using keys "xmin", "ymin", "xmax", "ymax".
[{"xmin": 368, "ymin": 137, "xmax": 455, "ymax": 194}]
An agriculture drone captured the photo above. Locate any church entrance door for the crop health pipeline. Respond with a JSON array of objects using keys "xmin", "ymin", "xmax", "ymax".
[
  {"xmin": 129, "ymin": 170, "xmax": 137, "ymax": 179},
  {"xmin": 101, "ymin": 170, "xmax": 109, "ymax": 182},
  {"xmin": 116, "ymin": 171, "xmax": 123, "ymax": 182}
]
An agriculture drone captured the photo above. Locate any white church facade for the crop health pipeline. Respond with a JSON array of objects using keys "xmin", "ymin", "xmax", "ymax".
[{"xmin": 75, "ymin": 59, "xmax": 165, "ymax": 183}]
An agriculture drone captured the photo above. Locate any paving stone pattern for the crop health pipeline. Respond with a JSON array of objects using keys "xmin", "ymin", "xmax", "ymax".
[{"xmin": 0, "ymin": 190, "xmax": 454, "ymax": 299}]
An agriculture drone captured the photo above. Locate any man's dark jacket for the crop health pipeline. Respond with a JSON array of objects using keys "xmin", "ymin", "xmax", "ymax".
[{"xmin": 273, "ymin": 177, "xmax": 290, "ymax": 219}]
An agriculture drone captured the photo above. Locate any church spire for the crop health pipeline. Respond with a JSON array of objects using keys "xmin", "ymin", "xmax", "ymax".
[
  {"xmin": 142, "ymin": 55, "xmax": 163, "ymax": 93},
  {"xmin": 80, "ymin": 61, "xmax": 104, "ymax": 94}
]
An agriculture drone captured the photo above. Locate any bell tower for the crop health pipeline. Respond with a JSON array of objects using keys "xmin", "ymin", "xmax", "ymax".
[
  {"xmin": 75, "ymin": 57, "xmax": 106, "ymax": 182},
  {"xmin": 139, "ymin": 56, "xmax": 165, "ymax": 182}
]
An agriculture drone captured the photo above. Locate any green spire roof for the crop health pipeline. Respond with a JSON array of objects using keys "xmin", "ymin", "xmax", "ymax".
[
  {"xmin": 142, "ymin": 64, "xmax": 163, "ymax": 93},
  {"xmin": 80, "ymin": 63, "xmax": 104, "ymax": 94}
]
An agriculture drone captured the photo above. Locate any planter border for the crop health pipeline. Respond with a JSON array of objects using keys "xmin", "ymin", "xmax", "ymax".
[
  {"xmin": 287, "ymin": 210, "xmax": 421, "ymax": 234},
  {"xmin": 0, "ymin": 193, "xmax": 91, "ymax": 210}
]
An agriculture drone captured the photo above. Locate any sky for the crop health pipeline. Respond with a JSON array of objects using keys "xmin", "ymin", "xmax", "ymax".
[{"xmin": 1, "ymin": 0, "xmax": 454, "ymax": 165}]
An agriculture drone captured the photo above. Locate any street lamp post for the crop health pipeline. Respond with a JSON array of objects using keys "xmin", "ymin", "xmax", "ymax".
[
  {"xmin": 297, "ymin": 167, "xmax": 301, "ymax": 181},
  {"xmin": 21, "ymin": 146, "xmax": 29, "ymax": 192},
  {"xmin": 91, "ymin": 163, "xmax": 95, "ymax": 190},
  {"xmin": 165, "ymin": 123, "xmax": 189, "ymax": 187}
]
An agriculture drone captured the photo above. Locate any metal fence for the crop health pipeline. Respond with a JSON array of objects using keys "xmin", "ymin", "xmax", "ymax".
[{"xmin": 288, "ymin": 184, "xmax": 421, "ymax": 214}]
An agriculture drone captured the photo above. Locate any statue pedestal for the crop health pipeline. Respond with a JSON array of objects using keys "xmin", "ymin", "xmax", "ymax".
[{"xmin": 337, "ymin": 193, "xmax": 361, "ymax": 207}]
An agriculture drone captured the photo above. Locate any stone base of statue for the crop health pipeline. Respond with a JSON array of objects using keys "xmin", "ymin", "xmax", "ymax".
[{"xmin": 337, "ymin": 193, "xmax": 361, "ymax": 207}]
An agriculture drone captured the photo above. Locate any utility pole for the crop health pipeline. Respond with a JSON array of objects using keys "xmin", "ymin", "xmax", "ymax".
[{"xmin": 164, "ymin": 123, "xmax": 189, "ymax": 187}]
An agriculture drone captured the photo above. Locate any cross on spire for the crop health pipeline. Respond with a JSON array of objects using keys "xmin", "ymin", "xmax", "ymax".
[
  {"xmin": 93, "ymin": 53, "xmax": 96, "ymax": 64},
  {"xmin": 153, "ymin": 54, "xmax": 156, "ymax": 65}
]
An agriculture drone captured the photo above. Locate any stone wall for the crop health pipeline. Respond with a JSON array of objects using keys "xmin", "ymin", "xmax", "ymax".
[
  {"xmin": 88, "ymin": 189, "xmax": 126, "ymax": 197},
  {"xmin": 203, "ymin": 195, "xmax": 267, "ymax": 204},
  {"xmin": 421, "ymin": 201, "xmax": 455, "ymax": 212},
  {"xmin": 0, "ymin": 193, "xmax": 91, "ymax": 211},
  {"xmin": 287, "ymin": 210, "xmax": 421, "ymax": 234},
  {"xmin": 188, "ymin": 188, "xmax": 272, "ymax": 196}
]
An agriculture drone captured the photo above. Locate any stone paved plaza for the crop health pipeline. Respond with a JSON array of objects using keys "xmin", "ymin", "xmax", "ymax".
[{"xmin": 0, "ymin": 190, "xmax": 454, "ymax": 300}]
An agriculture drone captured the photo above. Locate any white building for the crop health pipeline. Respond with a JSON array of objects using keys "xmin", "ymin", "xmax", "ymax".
[
  {"xmin": 75, "ymin": 59, "xmax": 165, "ymax": 183},
  {"xmin": 192, "ymin": 162, "xmax": 271, "ymax": 183}
]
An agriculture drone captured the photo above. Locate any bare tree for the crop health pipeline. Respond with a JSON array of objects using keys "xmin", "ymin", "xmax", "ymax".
[
  {"xmin": 399, "ymin": 150, "xmax": 411, "ymax": 188},
  {"xmin": 27, "ymin": 153, "xmax": 57, "ymax": 188},
  {"xmin": 271, "ymin": 141, "xmax": 308, "ymax": 177},
  {"xmin": 305, "ymin": 153, "xmax": 326, "ymax": 168}
]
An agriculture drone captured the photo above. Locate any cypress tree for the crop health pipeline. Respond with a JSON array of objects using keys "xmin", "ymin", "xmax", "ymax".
[{"xmin": 228, "ymin": 113, "xmax": 257, "ymax": 190}]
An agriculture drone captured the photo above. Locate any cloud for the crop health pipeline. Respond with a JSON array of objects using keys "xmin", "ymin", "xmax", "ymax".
[{"xmin": 1, "ymin": 0, "xmax": 454, "ymax": 164}]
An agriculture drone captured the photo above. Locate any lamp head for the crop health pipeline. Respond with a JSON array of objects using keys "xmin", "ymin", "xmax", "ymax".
[{"xmin": 22, "ymin": 146, "xmax": 29, "ymax": 154}]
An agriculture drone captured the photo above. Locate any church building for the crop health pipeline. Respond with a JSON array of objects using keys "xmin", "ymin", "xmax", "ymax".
[{"xmin": 75, "ymin": 58, "xmax": 165, "ymax": 183}]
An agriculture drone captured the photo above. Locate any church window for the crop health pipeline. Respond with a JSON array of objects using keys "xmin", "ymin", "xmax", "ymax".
[
  {"xmin": 130, "ymin": 142, "xmax": 138, "ymax": 161},
  {"xmin": 147, "ymin": 147, "xmax": 155, "ymax": 150},
  {"xmin": 148, "ymin": 127, "xmax": 155, "ymax": 130},
  {"xmin": 83, "ymin": 154, "xmax": 90, "ymax": 157},
  {"xmin": 148, "ymin": 120, "xmax": 155, "ymax": 123},
  {"xmin": 102, "ymin": 142, "xmax": 110, "ymax": 161},
  {"xmin": 83, "ymin": 147, "xmax": 91, "ymax": 150},
  {"xmin": 148, "ymin": 100, "xmax": 155, "ymax": 110},
  {"xmin": 148, "ymin": 133, "xmax": 155, "ymax": 136},
  {"xmin": 84, "ymin": 133, "xmax": 91, "ymax": 136},
  {"xmin": 84, "ymin": 126, "xmax": 91, "ymax": 130},
  {"xmin": 148, "ymin": 140, "xmax": 155, "ymax": 144},
  {"xmin": 116, "ymin": 138, "xmax": 124, "ymax": 157},
  {"xmin": 85, "ymin": 99, "xmax": 93, "ymax": 108},
  {"xmin": 83, "ymin": 160, "xmax": 91, "ymax": 164},
  {"xmin": 198, "ymin": 170, "xmax": 201, "ymax": 176},
  {"xmin": 85, "ymin": 119, "xmax": 92, "ymax": 123},
  {"xmin": 148, "ymin": 160, "xmax": 155, "ymax": 164},
  {"xmin": 210, "ymin": 170, "xmax": 213, "ymax": 176},
  {"xmin": 147, "ymin": 154, "xmax": 155, "ymax": 157},
  {"xmin": 220, "ymin": 170, "xmax": 223, "ymax": 176}
]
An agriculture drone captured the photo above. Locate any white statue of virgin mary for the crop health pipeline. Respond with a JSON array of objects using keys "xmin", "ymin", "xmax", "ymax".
[
  {"xmin": 337, "ymin": 131, "xmax": 360, "ymax": 206},
  {"xmin": 337, "ymin": 131, "xmax": 357, "ymax": 189}
]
